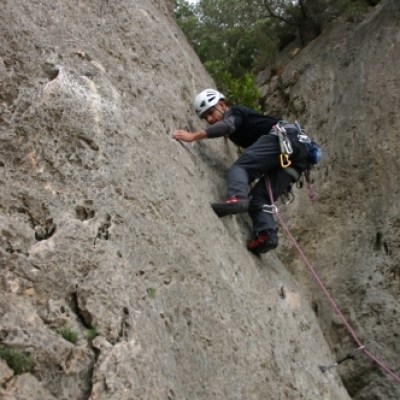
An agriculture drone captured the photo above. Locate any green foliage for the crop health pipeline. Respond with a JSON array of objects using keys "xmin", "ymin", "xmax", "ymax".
[
  {"xmin": 147, "ymin": 288, "xmax": 156, "ymax": 298},
  {"xmin": 175, "ymin": 0, "xmax": 273, "ymax": 77},
  {"xmin": 336, "ymin": 0, "xmax": 370, "ymax": 21},
  {"xmin": 174, "ymin": 0, "xmax": 381, "ymax": 64},
  {"xmin": 86, "ymin": 327, "xmax": 98, "ymax": 342},
  {"xmin": 252, "ymin": 0, "xmax": 380, "ymax": 46},
  {"xmin": 224, "ymin": 74, "xmax": 262, "ymax": 112},
  {"xmin": 174, "ymin": 0, "xmax": 380, "ymax": 108},
  {"xmin": 205, "ymin": 62, "xmax": 262, "ymax": 110},
  {"xmin": 173, "ymin": 0, "xmax": 202, "ymax": 48},
  {"xmin": 60, "ymin": 326, "xmax": 78, "ymax": 344},
  {"xmin": 14, "ymin": 126, "xmax": 26, "ymax": 136},
  {"xmin": 174, "ymin": 0, "xmax": 265, "ymax": 108},
  {"xmin": 0, "ymin": 344, "xmax": 34, "ymax": 374}
]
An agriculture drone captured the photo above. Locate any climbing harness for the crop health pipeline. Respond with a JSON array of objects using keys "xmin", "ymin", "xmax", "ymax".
[
  {"xmin": 270, "ymin": 120, "xmax": 321, "ymax": 202},
  {"xmin": 264, "ymin": 174, "xmax": 400, "ymax": 384},
  {"xmin": 267, "ymin": 121, "xmax": 302, "ymax": 206},
  {"xmin": 271, "ymin": 120, "xmax": 320, "ymax": 202},
  {"xmin": 270, "ymin": 121, "xmax": 300, "ymax": 183}
]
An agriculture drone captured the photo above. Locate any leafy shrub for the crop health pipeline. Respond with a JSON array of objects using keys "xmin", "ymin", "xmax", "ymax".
[
  {"xmin": 0, "ymin": 344, "xmax": 34, "ymax": 374},
  {"xmin": 222, "ymin": 73, "xmax": 262, "ymax": 112},
  {"xmin": 86, "ymin": 327, "xmax": 98, "ymax": 342},
  {"xmin": 60, "ymin": 326, "xmax": 78, "ymax": 344}
]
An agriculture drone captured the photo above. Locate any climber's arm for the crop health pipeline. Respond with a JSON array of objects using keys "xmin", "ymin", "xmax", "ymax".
[{"xmin": 173, "ymin": 129, "xmax": 207, "ymax": 142}]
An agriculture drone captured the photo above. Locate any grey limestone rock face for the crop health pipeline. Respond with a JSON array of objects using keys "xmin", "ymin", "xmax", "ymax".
[
  {"xmin": 1, "ymin": 0, "xmax": 390, "ymax": 399},
  {"xmin": 260, "ymin": 0, "xmax": 400, "ymax": 398}
]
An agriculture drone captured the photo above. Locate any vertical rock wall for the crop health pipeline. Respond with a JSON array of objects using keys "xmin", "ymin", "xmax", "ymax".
[
  {"xmin": 262, "ymin": 0, "xmax": 400, "ymax": 398},
  {"xmin": 0, "ymin": 1, "xmax": 351, "ymax": 399}
]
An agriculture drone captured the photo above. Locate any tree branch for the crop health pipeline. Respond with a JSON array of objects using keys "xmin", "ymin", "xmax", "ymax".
[{"xmin": 262, "ymin": 0, "xmax": 294, "ymax": 25}]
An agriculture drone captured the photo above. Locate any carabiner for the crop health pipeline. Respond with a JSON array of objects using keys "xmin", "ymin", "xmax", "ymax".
[
  {"xmin": 298, "ymin": 134, "xmax": 310, "ymax": 143},
  {"xmin": 275, "ymin": 123, "xmax": 286, "ymax": 134},
  {"xmin": 283, "ymin": 140, "xmax": 293, "ymax": 154},
  {"xmin": 280, "ymin": 153, "xmax": 292, "ymax": 168},
  {"xmin": 281, "ymin": 191, "xmax": 295, "ymax": 205},
  {"xmin": 261, "ymin": 204, "xmax": 278, "ymax": 214}
]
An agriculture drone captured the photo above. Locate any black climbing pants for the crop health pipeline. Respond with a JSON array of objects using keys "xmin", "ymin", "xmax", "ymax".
[{"xmin": 226, "ymin": 124, "xmax": 308, "ymax": 234}]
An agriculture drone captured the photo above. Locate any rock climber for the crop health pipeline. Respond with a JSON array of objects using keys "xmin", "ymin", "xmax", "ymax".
[{"xmin": 173, "ymin": 89, "xmax": 309, "ymax": 254}]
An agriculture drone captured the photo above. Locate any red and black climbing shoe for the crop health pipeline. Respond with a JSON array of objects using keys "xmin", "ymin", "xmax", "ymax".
[
  {"xmin": 210, "ymin": 196, "xmax": 249, "ymax": 218},
  {"xmin": 247, "ymin": 230, "xmax": 278, "ymax": 254}
]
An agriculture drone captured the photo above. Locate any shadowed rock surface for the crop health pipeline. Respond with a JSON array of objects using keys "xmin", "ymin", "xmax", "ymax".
[{"xmin": 260, "ymin": 0, "xmax": 400, "ymax": 398}]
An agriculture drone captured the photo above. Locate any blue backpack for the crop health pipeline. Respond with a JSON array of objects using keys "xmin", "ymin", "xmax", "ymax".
[{"xmin": 307, "ymin": 140, "xmax": 322, "ymax": 166}]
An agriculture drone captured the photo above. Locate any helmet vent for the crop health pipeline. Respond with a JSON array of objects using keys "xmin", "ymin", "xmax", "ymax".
[{"xmin": 193, "ymin": 89, "xmax": 225, "ymax": 118}]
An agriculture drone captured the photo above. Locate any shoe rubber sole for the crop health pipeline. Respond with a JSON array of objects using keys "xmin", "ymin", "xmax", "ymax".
[
  {"xmin": 247, "ymin": 242, "xmax": 278, "ymax": 254},
  {"xmin": 247, "ymin": 235, "xmax": 278, "ymax": 254},
  {"xmin": 210, "ymin": 200, "xmax": 249, "ymax": 218}
]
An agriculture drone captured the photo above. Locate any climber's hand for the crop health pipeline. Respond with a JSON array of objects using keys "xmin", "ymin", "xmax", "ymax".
[{"xmin": 173, "ymin": 130, "xmax": 196, "ymax": 142}]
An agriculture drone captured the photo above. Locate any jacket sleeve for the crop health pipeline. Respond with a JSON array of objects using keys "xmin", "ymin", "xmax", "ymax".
[{"xmin": 205, "ymin": 109, "xmax": 238, "ymax": 138}]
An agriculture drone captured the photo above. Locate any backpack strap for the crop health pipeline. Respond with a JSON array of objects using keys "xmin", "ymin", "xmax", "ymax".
[{"xmin": 283, "ymin": 166, "xmax": 300, "ymax": 182}]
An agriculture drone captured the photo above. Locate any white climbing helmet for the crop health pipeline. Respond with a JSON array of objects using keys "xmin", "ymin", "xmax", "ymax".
[{"xmin": 193, "ymin": 89, "xmax": 225, "ymax": 118}]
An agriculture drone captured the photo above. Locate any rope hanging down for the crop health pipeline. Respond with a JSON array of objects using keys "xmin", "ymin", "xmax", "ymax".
[{"xmin": 264, "ymin": 175, "xmax": 400, "ymax": 384}]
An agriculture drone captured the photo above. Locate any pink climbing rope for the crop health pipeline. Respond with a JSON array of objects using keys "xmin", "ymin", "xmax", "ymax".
[
  {"xmin": 304, "ymin": 170, "xmax": 315, "ymax": 200},
  {"xmin": 306, "ymin": 179, "xmax": 315, "ymax": 200},
  {"xmin": 265, "ymin": 175, "xmax": 400, "ymax": 383}
]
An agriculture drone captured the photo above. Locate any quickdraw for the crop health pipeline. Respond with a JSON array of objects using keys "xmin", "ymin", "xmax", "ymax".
[
  {"xmin": 273, "ymin": 122, "xmax": 293, "ymax": 169},
  {"xmin": 319, "ymin": 346, "xmax": 365, "ymax": 373},
  {"xmin": 295, "ymin": 120, "xmax": 311, "ymax": 144},
  {"xmin": 281, "ymin": 184, "xmax": 295, "ymax": 205},
  {"xmin": 260, "ymin": 120, "xmax": 315, "ymax": 211},
  {"xmin": 270, "ymin": 122, "xmax": 300, "ymax": 182},
  {"xmin": 274, "ymin": 121, "xmax": 317, "ymax": 200}
]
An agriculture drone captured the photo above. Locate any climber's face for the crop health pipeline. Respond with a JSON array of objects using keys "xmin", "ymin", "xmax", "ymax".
[{"xmin": 203, "ymin": 101, "xmax": 227, "ymax": 125}]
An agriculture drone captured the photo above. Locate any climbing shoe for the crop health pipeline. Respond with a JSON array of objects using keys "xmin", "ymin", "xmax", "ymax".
[
  {"xmin": 210, "ymin": 196, "xmax": 249, "ymax": 218},
  {"xmin": 247, "ymin": 230, "xmax": 278, "ymax": 254}
]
